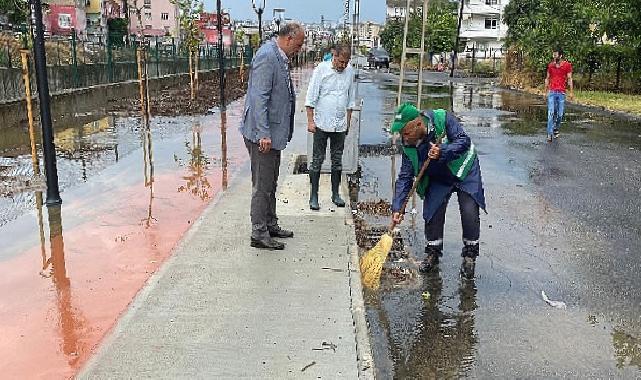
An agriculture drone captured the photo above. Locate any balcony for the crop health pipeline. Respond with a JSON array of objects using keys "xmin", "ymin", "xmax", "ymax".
[
  {"xmin": 460, "ymin": 28, "xmax": 503, "ymax": 39},
  {"xmin": 463, "ymin": 2, "xmax": 503, "ymax": 16}
]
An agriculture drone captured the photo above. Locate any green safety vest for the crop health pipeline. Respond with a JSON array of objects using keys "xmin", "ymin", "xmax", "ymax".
[{"xmin": 402, "ymin": 109, "xmax": 477, "ymax": 199}]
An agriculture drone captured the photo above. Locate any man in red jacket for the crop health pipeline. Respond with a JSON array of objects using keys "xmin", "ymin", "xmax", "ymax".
[{"xmin": 545, "ymin": 48, "xmax": 574, "ymax": 142}]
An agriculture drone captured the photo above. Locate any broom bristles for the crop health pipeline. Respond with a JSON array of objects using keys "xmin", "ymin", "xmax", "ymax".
[{"xmin": 360, "ymin": 233, "xmax": 394, "ymax": 290}]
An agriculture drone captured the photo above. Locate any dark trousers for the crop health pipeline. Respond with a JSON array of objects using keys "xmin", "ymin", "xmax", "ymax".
[
  {"xmin": 244, "ymin": 138, "xmax": 280, "ymax": 239},
  {"xmin": 425, "ymin": 189, "xmax": 480, "ymax": 254},
  {"xmin": 310, "ymin": 130, "xmax": 346, "ymax": 172}
]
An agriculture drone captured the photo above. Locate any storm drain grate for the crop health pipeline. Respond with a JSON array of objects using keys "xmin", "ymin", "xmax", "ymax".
[
  {"xmin": 292, "ymin": 154, "xmax": 308, "ymax": 174},
  {"xmin": 355, "ymin": 224, "xmax": 405, "ymax": 259}
]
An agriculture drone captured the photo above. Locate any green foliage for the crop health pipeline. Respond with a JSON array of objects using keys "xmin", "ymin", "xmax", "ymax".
[
  {"xmin": 0, "ymin": 0, "xmax": 28, "ymax": 25},
  {"xmin": 504, "ymin": 0, "xmax": 641, "ymax": 78},
  {"xmin": 170, "ymin": 0, "xmax": 204, "ymax": 52},
  {"xmin": 380, "ymin": 0, "xmax": 457, "ymax": 61},
  {"xmin": 107, "ymin": 18, "xmax": 128, "ymax": 46}
]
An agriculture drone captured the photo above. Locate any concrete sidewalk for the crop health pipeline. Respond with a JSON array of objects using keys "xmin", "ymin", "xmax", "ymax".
[{"xmin": 79, "ymin": 67, "xmax": 373, "ymax": 379}]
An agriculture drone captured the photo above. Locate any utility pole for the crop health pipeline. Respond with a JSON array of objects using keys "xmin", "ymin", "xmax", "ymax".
[
  {"xmin": 30, "ymin": 0, "xmax": 62, "ymax": 205},
  {"xmin": 251, "ymin": 0, "xmax": 266, "ymax": 46},
  {"xmin": 217, "ymin": 0, "xmax": 226, "ymax": 111},
  {"xmin": 123, "ymin": 0, "xmax": 130, "ymax": 45},
  {"xmin": 451, "ymin": 0, "xmax": 465, "ymax": 78}
]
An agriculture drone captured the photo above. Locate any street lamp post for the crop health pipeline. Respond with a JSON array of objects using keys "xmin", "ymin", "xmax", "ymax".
[
  {"xmin": 251, "ymin": 0, "xmax": 266, "ymax": 45},
  {"xmin": 29, "ymin": 0, "xmax": 62, "ymax": 206},
  {"xmin": 217, "ymin": 0, "xmax": 226, "ymax": 111}
]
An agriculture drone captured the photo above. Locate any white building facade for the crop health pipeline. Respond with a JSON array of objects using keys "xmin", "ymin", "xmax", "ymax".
[{"xmin": 459, "ymin": 0, "xmax": 509, "ymax": 57}]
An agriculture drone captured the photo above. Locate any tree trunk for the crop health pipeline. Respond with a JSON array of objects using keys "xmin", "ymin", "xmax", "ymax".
[
  {"xmin": 195, "ymin": 49, "xmax": 199, "ymax": 96},
  {"xmin": 189, "ymin": 50, "xmax": 194, "ymax": 101}
]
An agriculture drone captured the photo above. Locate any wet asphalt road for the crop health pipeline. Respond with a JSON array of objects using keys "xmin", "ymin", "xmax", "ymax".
[{"xmin": 354, "ymin": 69, "xmax": 641, "ymax": 378}]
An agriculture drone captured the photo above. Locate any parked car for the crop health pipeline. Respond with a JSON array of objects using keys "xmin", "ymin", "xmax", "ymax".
[{"xmin": 368, "ymin": 48, "xmax": 390, "ymax": 69}]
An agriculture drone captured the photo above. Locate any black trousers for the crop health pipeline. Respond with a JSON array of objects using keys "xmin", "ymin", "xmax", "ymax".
[
  {"xmin": 310, "ymin": 130, "xmax": 346, "ymax": 172},
  {"xmin": 425, "ymin": 189, "xmax": 480, "ymax": 254},
  {"xmin": 244, "ymin": 138, "xmax": 281, "ymax": 240}
]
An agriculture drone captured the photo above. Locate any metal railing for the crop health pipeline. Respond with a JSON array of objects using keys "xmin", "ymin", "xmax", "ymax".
[{"xmin": 0, "ymin": 32, "xmax": 252, "ymax": 103}]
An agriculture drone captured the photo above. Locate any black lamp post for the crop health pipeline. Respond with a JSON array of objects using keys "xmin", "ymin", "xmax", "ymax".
[
  {"xmin": 217, "ymin": 0, "xmax": 226, "ymax": 111},
  {"xmin": 30, "ymin": 0, "xmax": 62, "ymax": 205},
  {"xmin": 251, "ymin": 0, "xmax": 266, "ymax": 45}
]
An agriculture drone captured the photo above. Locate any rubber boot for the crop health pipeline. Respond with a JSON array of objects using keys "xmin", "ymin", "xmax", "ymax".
[
  {"xmin": 419, "ymin": 245, "xmax": 442, "ymax": 273},
  {"xmin": 331, "ymin": 170, "xmax": 345, "ymax": 207},
  {"xmin": 309, "ymin": 170, "xmax": 320, "ymax": 210},
  {"xmin": 460, "ymin": 244, "xmax": 479, "ymax": 280}
]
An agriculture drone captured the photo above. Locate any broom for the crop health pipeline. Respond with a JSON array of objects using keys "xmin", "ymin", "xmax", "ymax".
[{"xmin": 360, "ymin": 154, "xmax": 434, "ymax": 290}]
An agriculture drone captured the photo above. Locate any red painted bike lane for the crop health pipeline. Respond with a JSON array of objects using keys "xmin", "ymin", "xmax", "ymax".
[{"xmin": 0, "ymin": 100, "xmax": 248, "ymax": 378}]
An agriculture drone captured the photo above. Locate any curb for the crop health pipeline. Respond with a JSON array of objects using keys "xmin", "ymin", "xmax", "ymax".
[{"xmin": 342, "ymin": 176, "xmax": 376, "ymax": 380}]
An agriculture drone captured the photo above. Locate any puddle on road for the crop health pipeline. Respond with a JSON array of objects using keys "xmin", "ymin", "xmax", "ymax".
[{"xmin": 353, "ymin": 69, "xmax": 641, "ymax": 377}]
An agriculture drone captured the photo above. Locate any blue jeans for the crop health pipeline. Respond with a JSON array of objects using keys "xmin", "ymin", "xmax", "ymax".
[{"xmin": 547, "ymin": 91, "xmax": 565, "ymax": 136}]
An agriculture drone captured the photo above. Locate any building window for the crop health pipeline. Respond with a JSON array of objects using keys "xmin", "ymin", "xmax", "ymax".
[
  {"xmin": 145, "ymin": 24, "xmax": 152, "ymax": 30},
  {"xmin": 161, "ymin": 13, "xmax": 169, "ymax": 20},
  {"xmin": 58, "ymin": 14, "xmax": 72, "ymax": 29},
  {"xmin": 485, "ymin": 18, "xmax": 498, "ymax": 29},
  {"xmin": 145, "ymin": 11, "xmax": 152, "ymax": 20},
  {"xmin": 485, "ymin": 0, "xmax": 499, "ymax": 4},
  {"xmin": 144, "ymin": 0, "xmax": 151, "ymax": 8}
]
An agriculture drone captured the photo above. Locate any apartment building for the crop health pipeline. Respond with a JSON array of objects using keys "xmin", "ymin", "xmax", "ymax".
[
  {"xmin": 85, "ymin": 0, "xmax": 105, "ymax": 37},
  {"xmin": 459, "ymin": 0, "xmax": 509, "ymax": 56},
  {"xmin": 198, "ymin": 12, "xmax": 233, "ymax": 46},
  {"xmin": 128, "ymin": 0, "xmax": 180, "ymax": 37},
  {"xmin": 386, "ymin": 0, "xmax": 417, "ymax": 20},
  {"xmin": 357, "ymin": 21, "xmax": 382, "ymax": 50},
  {"xmin": 47, "ymin": 0, "xmax": 87, "ymax": 37}
]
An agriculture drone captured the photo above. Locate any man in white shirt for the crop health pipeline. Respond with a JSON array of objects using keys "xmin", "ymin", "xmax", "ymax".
[{"xmin": 305, "ymin": 44, "xmax": 356, "ymax": 210}]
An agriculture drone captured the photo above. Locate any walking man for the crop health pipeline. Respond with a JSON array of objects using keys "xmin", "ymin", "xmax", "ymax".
[
  {"xmin": 240, "ymin": 23, "xmax": 305, "ymax": 250},
  {"xmin": 390, "ymin": 103, "xmax": 486, "ymax": 279},
  {"xmin": 545, "ymin": 47, "xmax": 574, "ymax": 142},
  {"xmin": 305, "ymin": 44, "xmax": 356, "ymax": 210}
]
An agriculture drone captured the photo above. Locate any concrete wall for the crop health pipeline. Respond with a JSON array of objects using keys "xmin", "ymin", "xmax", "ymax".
[
  {"xmin": 0, "ymin": 56, "xmax": 240, "ymax": 103},
  {"xmin": 0, "ymin": 67, "xmax": 240, "ymax": 130}
]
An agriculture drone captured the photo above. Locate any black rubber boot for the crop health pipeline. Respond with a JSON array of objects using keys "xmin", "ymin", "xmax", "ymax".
[
  {"xmin": 460, "ymin": 244, "xmax": 479, "ymax": 280},
  {"xmin": 331, "ymin": 170, "xmax": 345, "ymax": 207},
  {"xmin": 419, "ymin": 245, "xmax": 442, "ymax": 273},
  {"xmin": 309, "ymin": 170, "xmax": 320, "ymax": 210}
]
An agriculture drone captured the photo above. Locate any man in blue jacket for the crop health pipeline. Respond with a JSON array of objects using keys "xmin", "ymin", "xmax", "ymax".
[
  {"xmin": 390, "ymin": 103, "xmax": 486, "ymax": 279},
  {"xmin": 240, "ymin": 23, "xmax": 305, "ymax": 250}
]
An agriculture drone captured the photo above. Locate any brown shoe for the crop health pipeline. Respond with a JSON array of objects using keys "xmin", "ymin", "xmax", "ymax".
[
  {"xmin": 268, "ymin": 226, "xmax": 294, "ymax": 238},
  {"xmin": 250, "ymin": 237, "xmax": 285, "ymax": 250}
]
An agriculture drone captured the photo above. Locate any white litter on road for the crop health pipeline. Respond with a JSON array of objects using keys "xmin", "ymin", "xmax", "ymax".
[{"xmin": 541, "ymin": 290, "xmax": 567, "ymax": 309}]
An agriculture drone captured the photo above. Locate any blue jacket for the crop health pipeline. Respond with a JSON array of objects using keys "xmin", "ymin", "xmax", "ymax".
[
  {"xmin": 392, "ymin": 110, "xmax": 486, "ymax": 223},
  {"xmin": 240, "ymin": 39, "xmax": 295, "ymax": 151}
]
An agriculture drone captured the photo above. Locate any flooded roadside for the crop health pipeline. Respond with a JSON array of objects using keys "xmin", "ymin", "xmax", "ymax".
[
  {"xmin": 0, "ymin": 97, "xmax": 248, "ymax": 377},
  {"xmin": 351, "ymin": 69, "xmax": 641, "ymax": 378}
]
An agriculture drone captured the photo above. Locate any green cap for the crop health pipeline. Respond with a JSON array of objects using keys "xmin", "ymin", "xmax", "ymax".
[{"xmin": 391, "ymin": 102, "xmax": 420, "ymax": 134}]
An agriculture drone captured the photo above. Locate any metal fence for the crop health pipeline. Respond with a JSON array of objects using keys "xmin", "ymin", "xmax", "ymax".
[{"xmin": 0, "ymin": 34, "xmax": 252, "ymax": 103}]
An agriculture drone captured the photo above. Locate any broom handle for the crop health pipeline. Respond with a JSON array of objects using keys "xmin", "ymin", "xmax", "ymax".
[{"xmin": 388, "ymin": 155, "xmax": 433, "ymax": 232}]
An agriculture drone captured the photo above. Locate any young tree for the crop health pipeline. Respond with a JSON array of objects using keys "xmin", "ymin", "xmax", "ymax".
[
  {"xmin": 171, "ymin": 0, "xmax": 204, "ymax": 101},
  {"xmin": 379, "ymin": 1, "xmax": 457, "ymax": 62}
]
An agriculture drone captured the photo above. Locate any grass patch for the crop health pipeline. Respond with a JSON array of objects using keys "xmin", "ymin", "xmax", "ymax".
[{"xmin": 574, "ymin": 90, "xmax": 641, "ymax": 116}]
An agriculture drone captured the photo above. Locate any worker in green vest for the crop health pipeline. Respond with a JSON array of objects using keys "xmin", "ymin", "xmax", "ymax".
[{"xmin": 390, "ymin": 103, "xmax": 486, "ymax": 279}]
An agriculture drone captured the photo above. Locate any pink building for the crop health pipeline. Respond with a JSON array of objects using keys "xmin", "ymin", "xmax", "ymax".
[
  {"xmin": 47, "ymin": 0, "xmax": 87, "ymax": 37},
  {"xmin": 128, "ymin": 0, "xmax": 179, "ymax": 37},
  {"xmin": 198, "ymin": 12, "xmax": 233, "ymax": 46}
]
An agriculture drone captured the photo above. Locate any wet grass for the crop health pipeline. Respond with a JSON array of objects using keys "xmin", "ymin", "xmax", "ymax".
[{"xmin": 575, "ymin": 91, "xmax": 641, "ymax": 117}]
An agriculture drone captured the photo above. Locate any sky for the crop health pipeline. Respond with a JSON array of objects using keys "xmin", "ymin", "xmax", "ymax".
[{"xmin": 204, "ymin": 0, "xmax": 387, "ymax": 24}]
